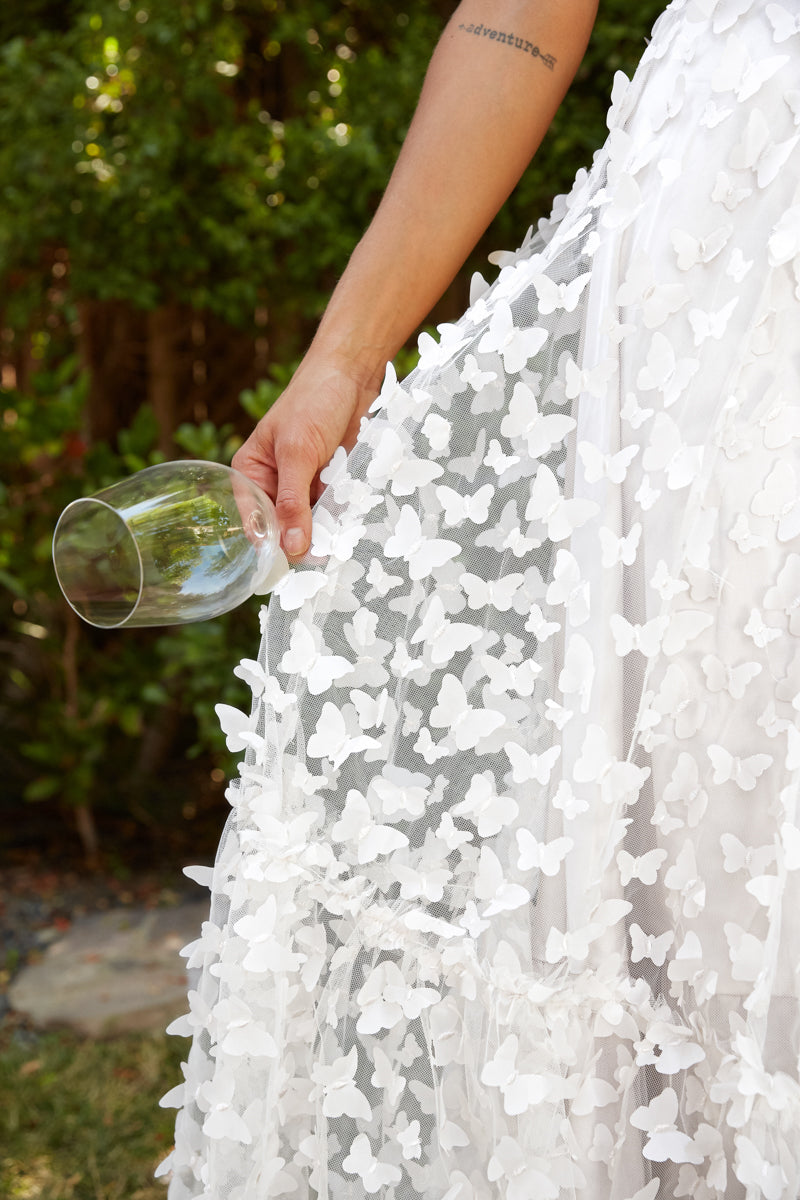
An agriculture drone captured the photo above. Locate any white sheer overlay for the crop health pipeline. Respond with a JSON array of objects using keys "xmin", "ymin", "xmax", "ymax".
[{"xmin": 159, "ymin": 2, "xmax": 800, "ymax": 1196}]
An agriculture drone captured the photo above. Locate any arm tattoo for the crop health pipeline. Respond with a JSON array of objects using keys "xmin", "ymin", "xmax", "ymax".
[{"xmin": 457, "ymin": 22, "xmax": 557, "ymax": 70}]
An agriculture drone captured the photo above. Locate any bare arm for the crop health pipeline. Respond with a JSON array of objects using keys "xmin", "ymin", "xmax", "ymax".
[{"xmin": 233, "ymin": 0, "xmax": 599, "ymax": 557}]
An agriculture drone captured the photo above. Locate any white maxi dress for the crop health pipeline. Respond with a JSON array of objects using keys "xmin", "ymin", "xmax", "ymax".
[{"xmin": 159, "ymin": 2, "xmax": 800, "ymax": 1196}]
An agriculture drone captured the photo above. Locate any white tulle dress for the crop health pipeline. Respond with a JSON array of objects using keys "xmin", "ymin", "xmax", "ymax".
[{"xmin": 158, "ymin": 2, "xmax": 800, "ymax": 1196}]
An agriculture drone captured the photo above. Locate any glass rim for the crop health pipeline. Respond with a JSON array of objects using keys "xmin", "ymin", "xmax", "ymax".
[{"xmin": 52, "ymin": 496, "xmax": 145, "ymax": 629}]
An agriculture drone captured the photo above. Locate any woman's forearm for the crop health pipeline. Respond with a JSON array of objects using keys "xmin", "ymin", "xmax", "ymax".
[{"xmin": 309, "ymin": 0, "xmax": 599, "ymax": 388}]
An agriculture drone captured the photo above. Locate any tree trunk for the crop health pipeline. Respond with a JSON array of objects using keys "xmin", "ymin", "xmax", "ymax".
[{"xmin": 147, "ymin": 304, "xmax": 183, "ymax": 457}]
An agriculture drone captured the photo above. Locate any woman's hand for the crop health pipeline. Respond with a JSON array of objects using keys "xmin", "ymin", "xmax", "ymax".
[
  {"xmin": 231, "ymin": 355, "xmax": 379, "ymax": 559},
  {"xmin": 234, "ymin": 0, "xmax": 598, "ymax": 560}
]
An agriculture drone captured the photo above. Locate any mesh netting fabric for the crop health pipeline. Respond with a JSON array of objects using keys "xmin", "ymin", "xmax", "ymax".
[{"xmin": 159, "ymin": 2, "xmax": 800, "ymax": 1197}]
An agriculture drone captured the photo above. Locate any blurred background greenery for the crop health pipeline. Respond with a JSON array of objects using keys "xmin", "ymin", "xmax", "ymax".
[
  {"xmin": 0, "ymin": 0, "xmax": 661, "ymax": 867},
  {"xmin": 0, "ymin": 2, "xmax": 665, "ymax": 1196}
]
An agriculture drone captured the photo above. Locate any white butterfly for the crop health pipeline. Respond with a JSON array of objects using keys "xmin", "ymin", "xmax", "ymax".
[
  {"xmin": 330, "ymin": 789, "xmax": 408, "ymax": 862},
  {"xmin": 744, "ymin": 607, "xmax": 782, "ymax": 648},
  {"xmin": 274, "ymin": 568, "xmax": 328, "ymax": 612},
  {"xmin": 751, "ymin": 460, "xmax": 800, "ymax": 541},
  {"xmin": 616, "ymin": 252, "xmax": 688, "ymax": 329},
  {"xmin": 629, "ymin": 924, "xmax": 674, "ymax": 967},
  {"xmin": 435, "ymin": 482, "xmax": 494, "ymax": 526},
  {"xmin": 504, "ymin": 741, "xmax": 561, "ymax": 785},
  {"xmin": 546, "ymin": 549, "xmax": 590, "ymax": 625},
  {"xmin": 480, "ymin": 655, "xmax": 540, "ymax": 698},
  {"xmin": 670, "ymin": 223, "xmax": 732, "ymax": 270},
  {"xmin": 517, "ymin": 829, "xmax": 573, "ymax": 876},
  {"xmin": 558, "ymin": 633, "xmax": 595, "ymax": 714},
  {"xmin": 461, "ymin": 571, "xmax": 524, "ymax": 612},
  {"xmin": 710, "ymin": 170, "xmax": 752, "ymax": 213},
  {"xmin": 642, "ymin": 413, "xmax": 703, "ymax": 490},
  {"xmin": 712, "ymin": 34, "xmax": 789, "ymax": 103},
  {"xmin": 368, "ymin": 766, "xmax": 430, "ymax": 820},
  {"xmin": 701, "ymin": 99, "xmax": 733, "ymax": 128},
  {"xmin": 341, "ymin": 1134, "xmax": 402, "ymax": 1192},
  {"xmin": 232, "ymin": 660, "xmax": 296, "ymax": 712},
  {"xmin": 734, "ymin": 1134, "xmax": 786, "ymax": 1200},
  {"xmin": 708, "ymin": 744, "xmax": 772, "ymax": 791},
  {"xmin": 564, "ymin": 355, "xmax": 617, "ymax": 400},
  {"xmin": 727, "ymin": 246, "xmax": 754, "ymax": 282},
  {"xmin": 384, "ymin": 505, "xmax": 461, "ymax": 581},
  {"xmin": 598, "ymin": 170, "xmax": 643, "ymax": 232},
  {"xmin": 662, "ymin": 609, "xmax": 714, "ymax": 656},
  {"xmin": 634, "ymin": 474, "xmax": 661, "ymax": 511},
  {"xmin": 429, "ymin": 673, "xmax": 506, "ymax": 751},
  {"xmin": 630, "ymin": 1088, "xmax": 703, "ymax": 1165},
  {"xmin": 449, "ymin": 427, "xmax": 487, "ymax": 484},
  {"xmin": 545, "ymin": 923, "xmax": 594, "ymax": 965},
  {"xmin": 701, "ymin": 654, "xmax": 761, "ymax": 699},
  {"xmin": 413, "ymin": 726, "xmax": 449, "ymax": 764},
  {"xmin": 474, "ymin": 846, "xmax": 531, "ymax": 917},
  {"xmin": 368, "ymin": 1046, "xmax": 406, "ymax": 1109},
  {"xmin": 460, "ymin": 352, "xmax": 498, "ymax": 392},
  {"xmin": 653, "ymin": 665, "xmax": 705, "ymax": 739},
  {"xmin": 277, "ymin": 619, "xmax": 352, "ymax": 696},
  {"xmin": 452, "ymin": 772, "xmax": 519, "ymax": 837},
  {"xmin": 435, "ymin": 811, "xmax": 473, "ymax": 852},
  {"xmin": 617, "ymin": 848, "xmax": 667, "ymax": 886},
  {"xmin": 573, "ymin": 724, "xmax": 650, "ymax": 805},
  {"xmin": 307, "ymin": 705, "xmax": 381, "ymax": 769},
  {"xmin": 545, "ymin": 702, "xmax": 573, "ymax": 734},
  {"xmin": 391, "ymin": 860, "xmax": 451, "ymax": 904},
  {"xmin": 526, "ymin": 464, "xmax": 599, "ymax": 541},
  {"xmin": 533, "ymin": 271, "xmax": 591, "ymax": 314},
  {"xmin": 364, "ymin": 557, "xmax": 403, "ymax": 599},
  {"xmin": 213, "ymin": 703, "xmax": 264, "ymax": 755},
  {"xmin": 309, "ymin": 506, "xmax": 365, "ymax": 563},
  {"xmin": 721, "ymin": 833, "xmax": 776, "ymax": 877},
  {"xmin": 421, "ymin": 412, "xmax": 451, "ymax": 457},
  {"xmin": 578, "ymin": 442, "xmax": 639, "ymax": 484},
  {"xmin": 411, "ymin": 595, "xmax": 483, "ymax": 666},
  {"xmin": 662, "ymin": 751, "xmax": 708, "ymax": 827},
  {"xmin": 476, "ymin": 499, "xmax": 540, "ymax": 557},
  {"xmin": 480, "ymin": 1035, "xmax": 551, "ymax": 1116},
  {"xmin": 483, "ymin": 438, "xmax": 520, "ymax": 477},
  {"xmin": 769, "ymin": 1, "xmax": 800, "ymax": 40},
  {"xmin": 728, "ymin": 513, "xmax": 767, "ymax": 554},
  {"xmin": 365, "ymin": 426, "xmax": 443, "ymax": 496},
  {"xmin": 500, "ymin": 380, "xmax": 575, "ymax": 458},
  {"xmin": 708, "ymin": 0, "xmax": 755, "ymax": 35},
  {"xmin": 724, "ymin": 923, "xmax": 766, "ymax": 984},
  {"xmin": 610, "ymin": 614, "xmax": 668, "ymax": 658},
  {"xmin": 636, "ymin": 333, "xmax": 699, "ymax": 406},
  {"xmin": 620, "ymin": 392, "xmax": 654, "ymax": 429},
  {"xmin": 525, "ymin": 603, "xmax": 561, "ymax": 641},
  {"xmin": 688, "ymin": 298, "xmax": 739, "ymax": 346},
  {"xmin": 728, "ymin": 108, "xmax": 799, "ymax": 188},
  {"xmin": 477, "ymin": 301, "xmax": 548, "ymax": 374},
  {"xmin": 600, "ymin": 523, "xmax": 641, "ymax": 568},
  {"xmin": 196, "ymin": 1069, "xmax": 254, "ymax": 1144}
]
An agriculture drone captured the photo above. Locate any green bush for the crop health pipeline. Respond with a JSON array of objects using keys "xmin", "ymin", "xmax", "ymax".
[{"xmin": 0, "ymin": 0, "xmax": 663, "ymax": 861}]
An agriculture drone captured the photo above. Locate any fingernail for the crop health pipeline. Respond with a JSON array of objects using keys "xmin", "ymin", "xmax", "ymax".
[{"xmin": 284, "ymin": 528, "xmax": 306, "ymax": 556}]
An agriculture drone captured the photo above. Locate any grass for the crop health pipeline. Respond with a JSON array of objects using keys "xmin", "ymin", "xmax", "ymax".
[{"xmin": 0, "ymin": 1027, "xmax": 187, "ymax": 1200}]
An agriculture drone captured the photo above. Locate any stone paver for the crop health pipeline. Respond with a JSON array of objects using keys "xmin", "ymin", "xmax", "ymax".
[{"xmin": 8, "ymin": 900, "xmax": 208, "ymax": 1037}]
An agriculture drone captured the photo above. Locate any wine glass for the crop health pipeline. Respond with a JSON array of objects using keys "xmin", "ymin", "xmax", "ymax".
[{"xmin": 52, "ymin": 460, "xmax": 288, "ymax": 628}]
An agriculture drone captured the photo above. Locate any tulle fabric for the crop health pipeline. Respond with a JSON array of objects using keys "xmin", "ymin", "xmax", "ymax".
[{"xmin": 159, "ymin": 2, "xmax": 800, "ymax": 1196}]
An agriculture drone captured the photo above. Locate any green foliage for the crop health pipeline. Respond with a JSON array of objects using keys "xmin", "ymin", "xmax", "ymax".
[
  {"xmin": 0, "ymin": 367, "xmax": 254, "ymax": 845},
  {"xmin": 0, "ymin": 0, "xmax": 666, "ymax": 856},
  {"xmin": 0, "ymin": 1028, "xmax": 183, "ymax": 1200}
]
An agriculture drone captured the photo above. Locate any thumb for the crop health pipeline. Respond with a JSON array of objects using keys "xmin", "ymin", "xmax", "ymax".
[{"xmin": 274, "ymin": 442, "xmax": 317, "ymax": 559}]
